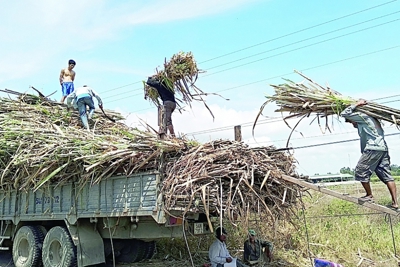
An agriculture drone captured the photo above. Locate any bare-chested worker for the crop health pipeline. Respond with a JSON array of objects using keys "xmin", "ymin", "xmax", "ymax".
[{"xmin": 59, "ymin": 59, "xmax": 76, "ymax": 103}]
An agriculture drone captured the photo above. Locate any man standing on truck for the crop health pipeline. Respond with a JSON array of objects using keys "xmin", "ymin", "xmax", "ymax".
[
  {"xmin": 66, "ymin": 85, "xmax": 103, "ymax": 131},
  {"xmin": 209, "ymin": 227, "xmax": 248, "ymax": 267},
  {"xmin": 59, "ymin": 59, "xmax": 76, "ymax": 103},
  {"xmin": 341, "ymin": 99, "xmax": 398, "ymax": 211},
  {"xmin": 243, "ymin": 229, "xmax": 273, "ymax": 265},
  {"xmin": 146, "ymin": 75, "xmax": 176, "ymax": 137}
]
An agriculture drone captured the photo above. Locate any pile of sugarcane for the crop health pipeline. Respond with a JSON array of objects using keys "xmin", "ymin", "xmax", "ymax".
[
  {"xmin": 162, "ymin": 140, "xmax": 302, "ymax": 225},
  {"xmin": 144, "ymin": 51, "xmax": 224, "ymax": 119},
  {"xmin": 1, "ymin": 91, "xmax": 303, "ymax": 223},
  {"xmin": 254, "ymin": 70, "xmax": 400, "ymax": 144},
  {"xmin": 0, "ymin": 93, "xmax": 188, "ymax": 191}
]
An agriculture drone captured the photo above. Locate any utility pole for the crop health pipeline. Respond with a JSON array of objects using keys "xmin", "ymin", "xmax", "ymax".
[{"xmin": 234, "ymin": 125, "xmax": 242, "ymax": 141}]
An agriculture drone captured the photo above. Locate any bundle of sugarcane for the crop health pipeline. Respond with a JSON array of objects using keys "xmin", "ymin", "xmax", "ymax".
[
  {"xmin": 2, "ymin": 91, "xmax": 304, "ymax": 225},
  {"xmin": 0, "ymin": 94, "xmax": 188, "ymax": 191},
  {"xmin": 254, "ymin": 70, "xmax": 400, "ymax": 144},
  {"xmin": 144, "ymin": 51, "xmax": 225, "ymax": 119},
  {"xmin": 162, "ymin": 140, "xmax": 302, "ymax": 225}
]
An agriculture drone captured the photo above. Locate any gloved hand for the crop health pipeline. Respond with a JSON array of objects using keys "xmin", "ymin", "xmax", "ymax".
[{"xmin": 99, "ymin": 104, "xmax": 103, "ymax": 109}]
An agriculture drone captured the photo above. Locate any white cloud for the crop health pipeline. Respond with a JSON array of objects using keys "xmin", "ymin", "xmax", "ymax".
[{"xmin": 0, "ymin": 0, "xmax": 258, "ymax": 83}]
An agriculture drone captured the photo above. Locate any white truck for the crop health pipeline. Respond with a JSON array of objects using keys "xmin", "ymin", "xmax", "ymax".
[{"xmin": 0, "ymin": 172, "xmax": 212, "ymax": 267}]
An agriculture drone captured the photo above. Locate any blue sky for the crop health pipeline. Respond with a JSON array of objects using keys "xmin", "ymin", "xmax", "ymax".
[{"xmin": 2, "ymin": 0, "xmax": 400, "ymax": 175}]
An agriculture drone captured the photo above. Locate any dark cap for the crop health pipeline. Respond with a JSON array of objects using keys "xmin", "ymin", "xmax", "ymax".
[
  {"xmin": 68, "ymin": 59, "xmax": 76, "ymax": 65},
  {"xmin": 215, "ymin": 227, "xmax": 227, "ymax": 238}
]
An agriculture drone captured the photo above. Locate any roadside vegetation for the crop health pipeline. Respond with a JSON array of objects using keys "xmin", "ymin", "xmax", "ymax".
[{"xmin": 135, "ymin": 182, "xmax": 400, "ymax": 267}]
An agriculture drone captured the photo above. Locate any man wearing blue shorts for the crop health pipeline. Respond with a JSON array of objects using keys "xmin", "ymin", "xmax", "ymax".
[
  {"xmin": 59, "ymin": 59, "xmax": 76, "ymax": 103},
  {"xmin": 341, "ymin": 99, "xmax": 398, "ymax": 210}
]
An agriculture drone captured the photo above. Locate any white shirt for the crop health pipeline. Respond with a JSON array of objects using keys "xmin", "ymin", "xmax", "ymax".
[
  {"xmin": 66, "ymin": 86, "xmax": 103, "ymax": 108},
  {"xmin": 209, "ymin": 239, "xmax": 232, "ymax": 267}
]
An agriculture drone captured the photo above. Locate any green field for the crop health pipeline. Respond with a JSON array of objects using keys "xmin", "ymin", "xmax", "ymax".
[{"xmin": 131, "ymin": 182, "xmax": 400, "ymax": 267}]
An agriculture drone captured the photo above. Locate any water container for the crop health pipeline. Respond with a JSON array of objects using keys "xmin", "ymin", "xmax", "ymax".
[{"xmin": 314, "ymin": 258, "xmax": 343, "ymax": 267}]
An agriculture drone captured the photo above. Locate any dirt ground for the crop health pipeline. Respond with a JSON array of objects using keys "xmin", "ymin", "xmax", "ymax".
[{"xmin": 0, "ymin": 251, "xmax": 204, "ymax": 267}]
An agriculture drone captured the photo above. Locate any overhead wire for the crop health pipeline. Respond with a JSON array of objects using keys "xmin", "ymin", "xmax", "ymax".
[
  {"xmin": 98, "ymin": 3, "xmax": 400, "ymax": 137},
  {"xmin": 198, "ymin": 0, "xmax": 398, "ymax": 64},
  {"xmin": 277, "ymin": 132, "xmax": 400, "ymax": 151},
  {"xmin": 203, "ymin": 11, "xmax": 400, "ymax": 71},
  {"xmin": 104, "ymin": 44, "xmax": 400, "ymax": 113},
  {"xmin": 99, "ymin": 1, "xmax": 398, "ymax": 98},
  {"xmin": 201, "ymin": 18, "xmax": 400, "ymax": 77}
]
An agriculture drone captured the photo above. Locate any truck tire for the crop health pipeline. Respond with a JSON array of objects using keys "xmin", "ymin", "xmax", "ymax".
[
  {"xmin": 37, "ymin": 225, "xmax": 48, "ymax": 238},
  {"xmin": 116, "ymin": 239, "xmax": 146, "ymax": 263},
  {"xmin": 143, "ymin": 241, "xmax": 156, "ymax": 260},
  {"xmin": 42, "ymin": 226, "xmax": 77, "ymax": 267},
  {"xmin": 12, "ymin": 225, "xmax": 44, "ymax": 267},
  {"xmin": 103, "ymin": 239, "xmax": 125, "ymax": 258}
]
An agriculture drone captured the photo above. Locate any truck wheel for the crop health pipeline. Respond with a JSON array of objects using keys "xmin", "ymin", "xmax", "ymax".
[
  {"xmin": 103, "ymin": 239, "xmax": 124, "ymax": 258},
  {"xmin": 143, "ymin": 241, "xmax": 156, "ymax": 260},
  {"xmin": 36, "ymin": 225, "xmax": 48, "ymax": 238},
  {"xmin": 116, "ymin": 239, "xmax": 146, "ymax": 263},
  {"xmin": 42, "ymin": 226, "xmax": 77, "ymax": 267},
  {"xmin": 12, "ymin": 225, "xmax": 43, "ymax": 267}
]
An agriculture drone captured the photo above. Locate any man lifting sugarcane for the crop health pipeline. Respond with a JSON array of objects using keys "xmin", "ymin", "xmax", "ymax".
[
  {"xmin": 341, "ymin": 99, "xmax": 398, "ymax": 211},
  {"xmin": 146, "ymin": 76, "xmax": 176, "ymax": 138}
]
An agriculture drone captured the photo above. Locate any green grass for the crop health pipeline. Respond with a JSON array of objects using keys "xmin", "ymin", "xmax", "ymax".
[
  {"xmin": 292, "ymin": 182, "xmax": 400, "ymax": 267},
  {"xmin": 151, "ymin": 182, "xmax": 400, "ymax": 267}
]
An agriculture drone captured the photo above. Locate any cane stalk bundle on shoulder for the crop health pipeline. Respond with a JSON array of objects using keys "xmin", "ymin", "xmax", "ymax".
[
  {"xmin": 1, "ymin": 90, "xmax": 304, "ymax": 224},
  {"xmin": 254, "ymin": 70, "xmax": 400, "ymax": 145},
  {"xmin": 144, "ymin": 51, "xmax": 226, "ymax": 119}
]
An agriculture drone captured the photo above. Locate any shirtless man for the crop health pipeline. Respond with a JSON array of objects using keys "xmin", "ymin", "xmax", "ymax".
[{"xmin": 59, "ymin": 59, "xmax": 76, "ymax": 103}]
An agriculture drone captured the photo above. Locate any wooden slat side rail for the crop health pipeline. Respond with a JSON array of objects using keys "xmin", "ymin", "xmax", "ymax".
[{"xmin": 281, "ymin": 175, "xmax": 400, "ymax": 216}]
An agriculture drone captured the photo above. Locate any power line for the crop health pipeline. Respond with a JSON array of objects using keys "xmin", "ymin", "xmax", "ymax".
[
  {"xmin": 203, "ymin": 11, "xmax": 400, "ymax": 71},
  {"xmin": 283, "ymin": 132, "xmax": 400, "ymax": 150},
  {"xmin": 185, "ymin": 117, "xmax": 283, "ymax": 135},
  {"xmin": 123, "ymin": 45, "xmax": 400, "ymax": 114},
  {"xmin": 101, "ymin": 81, "xmax": 142, "ymax": 95},
  {"xmin": 98, "ymin": 1, "xmax": 398, "ymax": 96},
  {"xmin": 199, "ymin": 0, "xmax": 398, "ymax": 64},
  {"xmin": 213, "ymin": 45, "xmax": 400, "ymax": 94},
  {"xmin": 201, "ymin": 18, "xmax": 400, "ymax": 77},
  {"xmin": 371, "ymin": 94, "xmax": 400, "ymax": 101},
  {"xmin": 105, "ymin": 87, "xmax": 143, "ymax": 101}
]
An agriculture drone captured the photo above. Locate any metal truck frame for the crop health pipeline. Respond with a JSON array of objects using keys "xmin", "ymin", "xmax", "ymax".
[{"xmin": 0, "ymin": 172, "xmax": 212, "ymax": 267}]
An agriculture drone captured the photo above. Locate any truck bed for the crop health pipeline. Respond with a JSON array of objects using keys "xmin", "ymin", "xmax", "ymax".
[{"xmin": 0, "ymin": 172, "xmax": 161, "ymax": 224}]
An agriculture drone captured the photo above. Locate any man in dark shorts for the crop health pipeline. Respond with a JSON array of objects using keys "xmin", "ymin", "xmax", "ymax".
[
  {"xmin": 341, "ymin": 99, "xmax": 398, "ymax": 210},
  {"xmin": 146, "ymin": 76, "xmax": 176, "ymax": 137}
]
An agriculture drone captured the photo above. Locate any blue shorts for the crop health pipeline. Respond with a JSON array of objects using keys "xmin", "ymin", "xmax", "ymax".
[{"xmin": 62, "ymin": 82, "xmax": 74, "ymax": 96}]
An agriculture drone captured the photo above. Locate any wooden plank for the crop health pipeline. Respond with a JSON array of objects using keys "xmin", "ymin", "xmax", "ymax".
[{"xmin": 281, "ymin": 175, "xmax": 400, "ymax": 216}]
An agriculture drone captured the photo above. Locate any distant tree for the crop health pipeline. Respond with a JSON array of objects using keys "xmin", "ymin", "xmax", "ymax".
[
  {"xmin": 391, "ymin": 164, "xmax": 400, "ymax": 176},
  {"xmin": 340, "ymin": 167, "xmax": 354, "ymax": 175}
]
